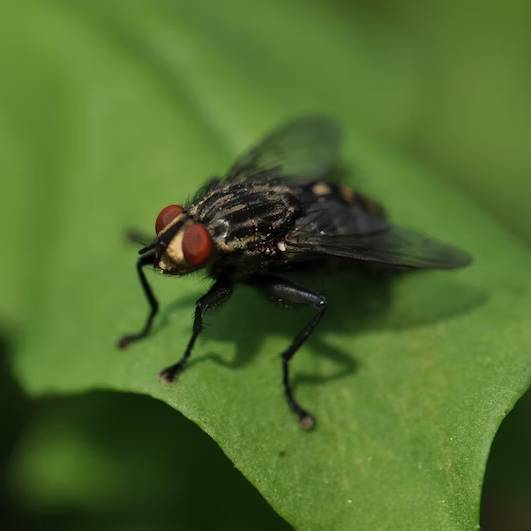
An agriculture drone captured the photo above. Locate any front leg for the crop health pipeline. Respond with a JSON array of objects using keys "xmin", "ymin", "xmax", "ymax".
[
  {"xmin": 117, "ymin": 250, "xmax": 159, "ymax": 349},
  {"xmin": 249, "ymin": 275, "xmax": 327, "ymax": 430},
  {"xmin": 160, "ymin": 275, "xmax": 233, "ymax": 383}
]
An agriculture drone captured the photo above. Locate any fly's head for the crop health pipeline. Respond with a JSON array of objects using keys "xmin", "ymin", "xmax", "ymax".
[{"xmin": 141, "ymin": 204, "xmax": 214, "ymax": 275}]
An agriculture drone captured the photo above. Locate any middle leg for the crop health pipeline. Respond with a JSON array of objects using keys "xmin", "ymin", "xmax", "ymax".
[{"xmin": 248, "ymin": 274, "xmax": 327, "ymax": 429}]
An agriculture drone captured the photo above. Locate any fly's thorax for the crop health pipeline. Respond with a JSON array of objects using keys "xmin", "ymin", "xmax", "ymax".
[{"xmin": 191, "ymin": 181, "xmax": 301, "ymax": 253}]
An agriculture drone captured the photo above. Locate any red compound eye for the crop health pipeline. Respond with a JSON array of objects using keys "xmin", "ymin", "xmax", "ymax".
[
  {"xmin": 155, "ymin": 204, "xmax": 183, "ymax": 234},
  {"xmin": 182, "ymin": 223, "xmax": 212, "ymax": 267}
]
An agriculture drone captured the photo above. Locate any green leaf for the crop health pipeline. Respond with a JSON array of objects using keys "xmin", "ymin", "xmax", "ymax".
[{"xmin": 2, "ymin": 1, "xmax": 531, "ymax": 530}]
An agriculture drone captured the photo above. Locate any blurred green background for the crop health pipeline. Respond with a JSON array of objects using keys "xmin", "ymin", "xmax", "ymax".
[{"xmin": 1, "ymin": 0, "xmax": 530, "ymax": 529}]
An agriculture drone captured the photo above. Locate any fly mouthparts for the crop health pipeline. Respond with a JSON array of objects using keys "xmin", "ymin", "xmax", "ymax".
[{"xmin": 138, "ymin": 240, "xmax": 160, "ymax": 255}]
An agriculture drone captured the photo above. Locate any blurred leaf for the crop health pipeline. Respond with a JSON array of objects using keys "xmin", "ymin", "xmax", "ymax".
[
  {"xmin": 481, "ymin": 387, "xmax": 531, "ymax": 529},
  {"xmin": 390, "ymin": 0, "xmax": 531, "ymax": 244},
  {"xmin": 1, "ymin": 1, "xmax": 531, "ymax": 530},
  {"xmin": 7, "ymin": 393, "xmax": 290, "ymax": 531}
]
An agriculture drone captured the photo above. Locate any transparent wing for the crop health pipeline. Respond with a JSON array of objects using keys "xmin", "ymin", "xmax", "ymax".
[
  {"xmin": 226, "ymin": 116, "xmax": 341, "ymax": 182},
  {"xmin": 285, "ymin": 226, "xmax": 472, "ymax": 270}
]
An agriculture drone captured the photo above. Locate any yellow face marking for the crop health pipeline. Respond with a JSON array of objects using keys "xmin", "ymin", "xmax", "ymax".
[
  {"xmin": 158, "ymin": 229, "xmax": 188, "ymax": 273},
  {"xmin": 312, "ymin": 183, "xmax": 331, "ymax": 196},
  {"xmin": 166, "ymin": 230, "xmax": 185, "ymax": 264},
  {"xmin": 158, "ymin": 252, "xmax": 177, "ymax": 272}
]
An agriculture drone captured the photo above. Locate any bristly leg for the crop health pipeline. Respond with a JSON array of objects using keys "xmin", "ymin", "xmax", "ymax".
[
  {"xmin": 117, "ymin": 250, "xmax": 159, "ymax": 349},
  {"xmin": 159, "ymin": 275, "xmax": 233, "ymax": 383},
  {"xmin": 249, "ymin": 275, "xmax": 327, "ymax": 430}
]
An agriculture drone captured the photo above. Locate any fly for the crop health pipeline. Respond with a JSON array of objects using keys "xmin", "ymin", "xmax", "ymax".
[{"xmin": 117, "ymin": 116, "xmax": 471, "ymax": 430}]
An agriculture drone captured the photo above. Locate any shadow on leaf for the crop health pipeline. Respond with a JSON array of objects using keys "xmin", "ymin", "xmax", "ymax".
[{"xmin": 156, "ymin": 268, "xmax": 486, "ymax": 389}]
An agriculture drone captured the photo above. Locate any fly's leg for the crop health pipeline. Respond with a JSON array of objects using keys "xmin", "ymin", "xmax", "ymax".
[
  {"xmin": 160, "ymin": 275, "xmax": 233, "ymax": 383},
  {"xmin": 117, "ymin": 251, "xmax": 159, "ymax": 349},
  {"xmin": 125, "ymin": 229, "xmax": 152, "ymax": 246},
  {"xmin": 250, "ymin": 275, "xmax": 327, "ymax": 430}
]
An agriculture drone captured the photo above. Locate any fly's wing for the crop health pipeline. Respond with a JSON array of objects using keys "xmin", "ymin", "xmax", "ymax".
[
  {"xmin": 226, "ymin": 116, "xmax": 341, "ymax": 182},
  {"xmin": 285, "ymin": 226, "xmax": 472, "ymax": 270}
]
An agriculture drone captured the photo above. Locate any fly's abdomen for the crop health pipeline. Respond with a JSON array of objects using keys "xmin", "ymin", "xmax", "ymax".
[{"xmin": 290, "ymin": 181, "xmax": 388, "ymax": 237}]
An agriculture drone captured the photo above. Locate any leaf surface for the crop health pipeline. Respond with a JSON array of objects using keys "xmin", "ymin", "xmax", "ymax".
[{"xmin": 2, "ymin": 1, "xmax": 531, "ymax": 530}]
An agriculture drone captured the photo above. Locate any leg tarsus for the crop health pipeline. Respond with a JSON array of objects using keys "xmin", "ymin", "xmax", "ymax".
[
  {"xmin": 282, "ymin": 357, "xmax": 316, "ymax": 430},
  {"xmin": 159, "ymin": 360, "xmax": 187, "ymax": 383}
]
